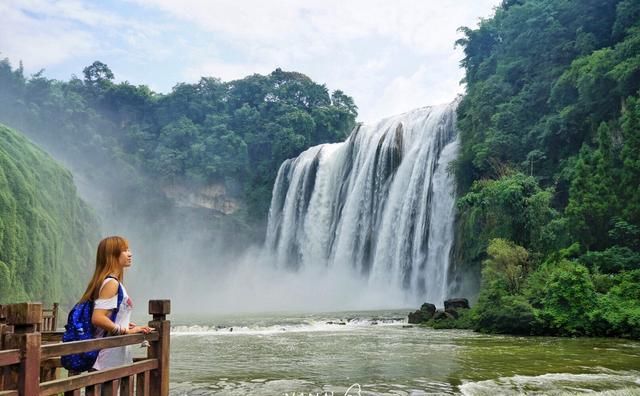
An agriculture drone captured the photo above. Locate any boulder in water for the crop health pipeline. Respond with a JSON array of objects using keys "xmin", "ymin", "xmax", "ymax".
[
  {"xmin": 444, "ymin": 308, "xmax": 459, "ymax": 319},
  {"xmin": 408, "ymin": 302, "xmax": 436, "ymax": 323},
  {"xmin": 444, "ymin": 298, "xmax": 470, "ymax": 310},
  {"xmin": 420, "ymin": 303, "xmax": 436, "ymax": 316},
  {"xmin": 433, "ymin": 310, "xmax": 456, "ymax": 321}
]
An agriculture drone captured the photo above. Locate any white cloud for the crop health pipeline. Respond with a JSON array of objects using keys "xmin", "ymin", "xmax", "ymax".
[
  {"xmin": 1, "ymin": 0, "xmax": 501, "ymax": 122},
  {"xmin": 0, "ymin": 1, "xmax": 96, "ymax": 68},
  {"xmin": 184, "ymin": 60, "xmax": 275, "ymax": 83},
  {"xmin": 129, "ymin": 0, "xmax": 500, "ymax": 121},
  {"xmin": 129, "ymin": 0, "xmax": 498, "ymax": 54},
  {"xmin": 372, "ymin": 61, "xmax": 463, "ymax": 121},
  {"xmin": 0, "ymin": 0, "xmax": 168, "ymax": 74}
]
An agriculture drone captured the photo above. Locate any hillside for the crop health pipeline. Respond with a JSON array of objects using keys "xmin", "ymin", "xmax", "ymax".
[
  {"xmin": 453, "ymin": 0, "xmax": 640, "ymax": 337},
  {"xmin": 0, "ymin": 124, "xmax": 98, "ymax": 304}
]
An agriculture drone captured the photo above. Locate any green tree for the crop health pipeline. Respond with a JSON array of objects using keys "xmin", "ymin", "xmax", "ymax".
[
  {"xmin": 83, "ymin": 61, "xmax": 114, "ymax": 86},
  {"xmin": 471, "ymin": 239, "xmax": 538, "ymax": 334},
  {"xmin": 620, "ymin": 96, "xmax": 640, "ymax": 224},
  {"xmin": 483, "ymin": 238, "xmax": 530, "ymax": 294},
  {"xmin": 527, "ymin": 260, "xmax": 597, "ymax": 336},
  {"xmin": 565, "ymin": 123, "xmax": 620, "ymax": 250},
  {"xmin": 456, "ymin": 172, "xmax": 556, "ymax": 269},
  {"xmin": 591, "ymin": 269, "xmax": 640, "ymax": 338}
]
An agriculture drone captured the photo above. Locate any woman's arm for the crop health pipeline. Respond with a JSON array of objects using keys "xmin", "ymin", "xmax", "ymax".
[
  {"xmin": 91, "ymin": 280, "xmax": 123, "ymax": 334},
  {"xmin": 91, "ymin": 280, "xmax": 153, "ymax": 335}
]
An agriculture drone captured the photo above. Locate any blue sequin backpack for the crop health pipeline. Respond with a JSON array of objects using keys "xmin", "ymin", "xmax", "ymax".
[{"xmin": 61, "ymin": 276, "xmax": 123, "ymax": 372}]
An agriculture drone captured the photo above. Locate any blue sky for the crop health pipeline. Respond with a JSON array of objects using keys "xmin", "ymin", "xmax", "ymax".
[{"xmin": 1, "ymin": 0, "xmax": 500, "ymax": 123}]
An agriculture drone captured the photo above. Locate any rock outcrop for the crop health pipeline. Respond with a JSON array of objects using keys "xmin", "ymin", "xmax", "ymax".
[
  {"xmin": 407, "ymin": 298, "xmax": 471, "ymax": 325},
  {"xmin": 444, "ymin": 298, "xmax": 470, "ymax": 310},
  {"xmin": 408, "ymin": 303, "xmax": 436, "ymax": 324},
  {"xmin": 163, "ymin": 182, "xmax": 241, "ymax": 214}
]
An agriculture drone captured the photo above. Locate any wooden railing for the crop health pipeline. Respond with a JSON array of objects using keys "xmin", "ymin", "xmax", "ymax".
[
  {"xmin": 0, "ymin": 300, "xmax": 170, "ymax": 396},
  {"xmin": 1, "ymin": 303, "xmax": 58, "ymax": 334},
  {"xmin": 39, "ymin": 303, "xmax": 58, "ymax": 333}
]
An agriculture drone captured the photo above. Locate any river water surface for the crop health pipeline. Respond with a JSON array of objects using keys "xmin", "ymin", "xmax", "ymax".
[{"xmin": 166, "ymin": 310, "xmax": 640, "ymax": 395}]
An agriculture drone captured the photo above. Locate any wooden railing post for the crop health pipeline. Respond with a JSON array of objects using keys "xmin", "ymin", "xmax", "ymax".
[
  {"xmin": 0, "ymin": 304, "xmax": 12, "ymax": 343},
  {"xmin": 5, "ymin": 302, "xmax": 42, "ymax": 396},
  {"xmin": 0, "ymin": 304, "xmax": 7, "ymax": 347},
  {"xmin": 147, "ymin": 300, "xmax": 170, "ymax": 396},
  {"xmin": 51, "ymin": 303, "xmax": 59, "ymax": 331},
  {"xmin": 0, "ymin": 304, "xmax": 8, "ymax": 391}
]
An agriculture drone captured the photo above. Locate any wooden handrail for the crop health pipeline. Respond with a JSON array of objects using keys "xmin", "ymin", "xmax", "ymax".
[
  {"xmin": 39, "ymin": 359, "xmax": 158, "ymax": 396},
  {"xmin": 0, "ymin": 350, "xmax": 20, "ymax": 367},
  {"xmin": 40, "ymin": 332, "xmax": 63, "ymax": 344},
  {"xmin": 0, "ymin": 300, "xmax": 171, "ymax": 396},
  {"xmin": 41, "ymin": 332, "xmax": 159, "ymax": 360}
]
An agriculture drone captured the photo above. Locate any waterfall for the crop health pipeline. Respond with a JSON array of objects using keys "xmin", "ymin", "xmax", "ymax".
[{"xmin": 265, "ymin": 100, "xmax": 459, "ymax": 306}]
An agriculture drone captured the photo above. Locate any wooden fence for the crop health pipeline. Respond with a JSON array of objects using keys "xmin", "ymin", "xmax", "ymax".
[
  {"xmin": 39, "ymin": 303, "xmax": 58, "ymax": 333},
  {"xmin": 0, "ymin": 300, "xmax": 170, "ymax": 396}
]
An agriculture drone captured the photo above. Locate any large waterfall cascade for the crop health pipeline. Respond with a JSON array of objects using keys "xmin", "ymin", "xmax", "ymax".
[{"xmin": 266, "ymin": 100, "xmax": 460, "ymax": 306}]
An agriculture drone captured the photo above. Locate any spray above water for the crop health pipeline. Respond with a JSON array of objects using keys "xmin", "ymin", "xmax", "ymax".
[{"xmin": 265, "ymin": 100, "xmax": 460, "ymax": 307}]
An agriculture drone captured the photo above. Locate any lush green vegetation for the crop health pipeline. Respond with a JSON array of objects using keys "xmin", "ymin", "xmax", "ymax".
[
  {"xmin": 455, "ymin": 0, "xmax": 640, "ymax": 338},
  {"xmin": 0, "ymin": 124, "xmax": 98, "ymax": 304},
  {"xmin": 0, "ymin": 62, "xmax": 357, "ymax": 222}
]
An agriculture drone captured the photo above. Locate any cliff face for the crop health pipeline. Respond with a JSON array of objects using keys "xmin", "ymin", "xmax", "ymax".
[
  {"xmin": 0, "ymin": 123, "xmax": 99, "ymax": 304},
  {"xmin": 162, "ymin": 183, "xmax": 242, "ymax": 215}
]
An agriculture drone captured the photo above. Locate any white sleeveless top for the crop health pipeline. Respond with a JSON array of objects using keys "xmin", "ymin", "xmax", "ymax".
[{"xmin": 92, "ymin": 278, "xmax": 133, "ymax": 370}]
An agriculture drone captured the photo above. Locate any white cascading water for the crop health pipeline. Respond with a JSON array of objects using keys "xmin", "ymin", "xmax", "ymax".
[{"xmin": 265, "ymin": 100, "xmax": 459, "ymax": 306}]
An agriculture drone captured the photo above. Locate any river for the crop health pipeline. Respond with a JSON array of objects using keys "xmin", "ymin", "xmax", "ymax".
[{"xmin": 166, "ymin": 310, "xmax": 640, "ymax": 395}]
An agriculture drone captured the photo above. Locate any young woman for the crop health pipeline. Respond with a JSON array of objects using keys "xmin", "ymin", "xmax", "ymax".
[{"xmin": 79, "ymin": 235, "xmax": 153, "ymax": 370}]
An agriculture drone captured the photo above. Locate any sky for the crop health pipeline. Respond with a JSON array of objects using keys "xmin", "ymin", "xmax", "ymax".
[{"xmin": 0, "ymin": 0, "xmax": 500, "ymax": 123}]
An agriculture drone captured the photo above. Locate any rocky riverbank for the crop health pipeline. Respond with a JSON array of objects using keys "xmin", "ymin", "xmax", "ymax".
[{"xmin": 408, "ymin": 298, "xmax": 473, "ymax": 329}]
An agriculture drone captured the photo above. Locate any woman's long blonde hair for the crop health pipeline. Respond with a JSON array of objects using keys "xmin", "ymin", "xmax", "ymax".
[{"xmin": 80, "ymin": 236, "xmax": 128, "ymax": 302}]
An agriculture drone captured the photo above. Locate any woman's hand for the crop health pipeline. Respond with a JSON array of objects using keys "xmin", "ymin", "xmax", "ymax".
[{"xmin": 127, "ymin": 325, "xmax": 154, "ymax": 334}]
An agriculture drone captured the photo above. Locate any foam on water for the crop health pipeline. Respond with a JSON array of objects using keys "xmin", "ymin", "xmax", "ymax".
[
  {"xmin": 459, "ymin": 371, "xmax": 640, "ymax": 395},
  {"xmin": 171, "ymin": 318, "xmax": 406, "ymax": 336}
]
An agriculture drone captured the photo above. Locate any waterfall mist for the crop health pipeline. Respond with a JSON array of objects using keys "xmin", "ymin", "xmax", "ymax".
[{"xmin": 128, "ymin": 100, "xmax": 462, "ymax": 314}]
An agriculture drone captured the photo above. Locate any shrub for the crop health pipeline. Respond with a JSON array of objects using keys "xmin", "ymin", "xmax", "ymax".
[
  {"xmin": 426, "ymin": 309, "xmax": 474, "ymax": 330},
  {"xmin": 483, "ymin": 238, "xmax": 531, "ymax": 294},
  {"xmin": 580, "ymin": 246, "xmax": 640, "ymax": 273},
  {"xmin": 591, "ymin": 270, "xmax": 640, "ymax": 338},
  {"xmin": 472, "ymin": 293, "xmax": 539, "ymax": 334},
  {"xmin": 526, "ymin": 260, "xmax": 597, "ymax": 335}
]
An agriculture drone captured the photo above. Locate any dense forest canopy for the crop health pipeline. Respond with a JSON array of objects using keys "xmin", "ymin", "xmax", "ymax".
[
  {"xmin": 0, "ymin": 61, "xmax": 357, "ymax": 221},
  {"xmin": 454, "ymin": 0, "xmax": 640, "ymax": 337},
  {"xmin": 0, "ymin": 123, "xmax": 98, "ymax": 304}
]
